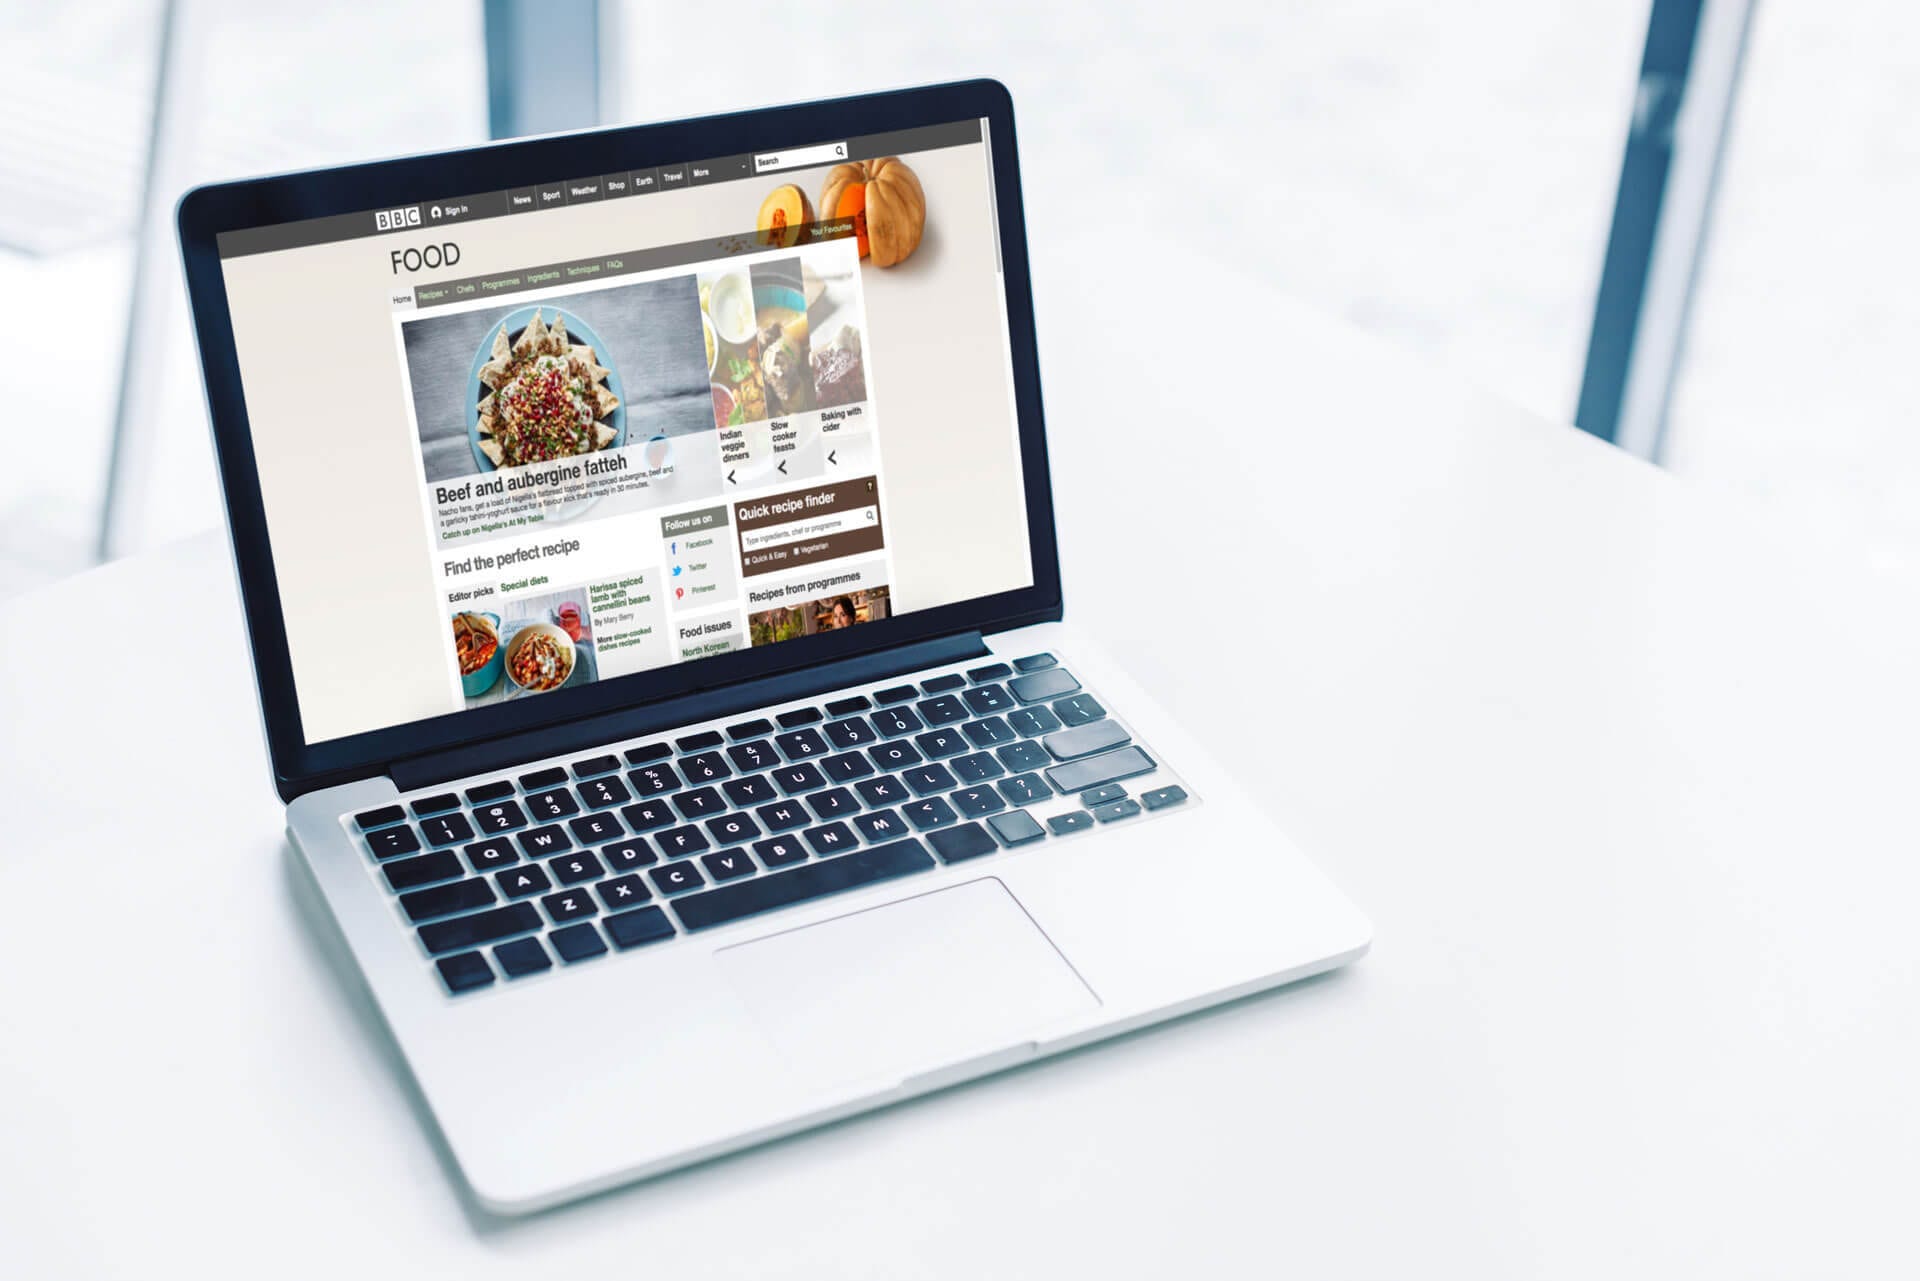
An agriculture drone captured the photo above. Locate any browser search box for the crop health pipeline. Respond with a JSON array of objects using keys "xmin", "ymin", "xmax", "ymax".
[{"xmin": 753, "ymin": 141, "xmax": 849, "ymax": 174}]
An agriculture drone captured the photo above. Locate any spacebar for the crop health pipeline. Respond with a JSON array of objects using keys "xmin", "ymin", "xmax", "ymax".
[{"xmin": 671, "ymin": 839, "xmax": 937, "ymax": 932}]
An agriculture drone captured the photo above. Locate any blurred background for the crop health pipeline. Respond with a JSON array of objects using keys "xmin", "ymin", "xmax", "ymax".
[{"xmin": 5, "ymin": 0, "xmax": 1915, "ymax": 597}]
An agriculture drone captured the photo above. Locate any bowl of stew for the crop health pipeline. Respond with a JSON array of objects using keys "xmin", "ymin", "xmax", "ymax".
[
  {"xmin": 454, "ymin": 611, "xmax": 504, "ymax": 697},
  {"xmin": 504, "ymin": 622, "xmax": 576, "ymax": 694}
]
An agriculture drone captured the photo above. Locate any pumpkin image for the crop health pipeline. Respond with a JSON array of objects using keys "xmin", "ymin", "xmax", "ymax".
[
  {"xmin": 818, "ymin": 157, "xmax": 926, "ymax": 267},
  {"xmin": 755, "ymin": 184, "xmax": 813, "ymax": 248}
]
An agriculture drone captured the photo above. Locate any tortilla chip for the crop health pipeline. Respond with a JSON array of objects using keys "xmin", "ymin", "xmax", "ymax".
[
  {"xmin": 592, "ymin": 386, "xmax": 620, "ymax": 418},
  {"xmin": 478, "ymin": 439, "xmax": 504, "ymax": 467},
  {"xmin": 513, "ymin": 310, "xmax": 545, "ymax": 359},
  {"xmin": 592, "ymin": 423, "xmax": 616, "ymax": 449},
  {"xmin": 479, "ymin": 357, "xmax": 512, "ymax": 389},
  {"xmin": 541, "ymin": 316, "xmax": 569, "ymax": 356},
  {"xmin": 491, "ymin": 326, "xmax": 511, "ymax": 362},
  {"xmin": 477, "ymin": 392, "xmax": 496, "ymax": 436}
]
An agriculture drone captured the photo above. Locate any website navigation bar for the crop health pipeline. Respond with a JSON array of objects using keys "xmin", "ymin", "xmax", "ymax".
[
  {"xmin": 215, "ymin": 120, "xmax": 980, "ymax": 258},
  {"xmin": 408, "ymin": 219, "xmax": 859, "ymax": 309}
]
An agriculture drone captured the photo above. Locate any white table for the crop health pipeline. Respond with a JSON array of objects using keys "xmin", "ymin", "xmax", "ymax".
[{"xmin": 7, "ymin": 242, "xmax": 1919, "ymax": 1278}]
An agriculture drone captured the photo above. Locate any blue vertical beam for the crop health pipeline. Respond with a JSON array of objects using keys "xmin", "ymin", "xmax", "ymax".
[
  {"xmin": 1575, "ymin": 0, "xmax": 1754, "ymax": 457},
  {"xmin": 484, "ymin": 0, "xmax": 607, "ymax": 141}
]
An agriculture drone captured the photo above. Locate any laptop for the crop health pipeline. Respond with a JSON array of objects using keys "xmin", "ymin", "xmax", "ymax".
[{"xmin": 177, "ymin": 79, "xmax": 1370, "ymax": 1214}]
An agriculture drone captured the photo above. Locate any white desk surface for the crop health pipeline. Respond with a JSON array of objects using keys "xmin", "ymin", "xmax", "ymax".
[{"xmin": 6, "ymin": 247, "xmax": 1919, "ymax": 1278}]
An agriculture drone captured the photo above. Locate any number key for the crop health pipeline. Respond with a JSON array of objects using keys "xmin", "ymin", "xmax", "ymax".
[
  {"xmin": 682, "ymin": 751, "xmax": 730, "ymax": 783},
  {"xmin": 627, "ymin": 763, "xmax": 680, "ymax": 796},
  {"xmin": 575, "ymin": 776, "xmax": 630, "ymax": 809},
  {"xmin": 421, "ymin": 813, "xmax": 475, "ymax": 847},
  {"xmin": 872, "ymin": 706, "xmax": 924, "ymax": 737},
  {"xmin": 775, "ymin": 727, "xmax": 828, "ymax": 759},
  {"xmin": 526, "ymin": 789, "xmax": 579, "ymax": 820},
  {"xmin": 825, "ymin": 716, "xmax": 878, "ymax": 748},
  {"xmin": 728, "ymin": 740, "xmax": 777, "ymax": 772},
  {"xmin": 473, "ymin": 800, "xmax": 528, "ymax": 833}
]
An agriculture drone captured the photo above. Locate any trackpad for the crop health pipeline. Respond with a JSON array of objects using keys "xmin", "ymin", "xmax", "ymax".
[{"xmin": 715, "ymin": 878, "xmax": 1099, "ymax": 1086}]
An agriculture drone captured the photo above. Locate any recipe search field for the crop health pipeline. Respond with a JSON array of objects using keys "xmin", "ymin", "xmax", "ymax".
[
  {"xmin": 753, "ymin": 142, "xmax": 849, "ymax": 174},
  {"xmin": 738, "ymin": 505, "xmax": 879, "ymax": 552}
]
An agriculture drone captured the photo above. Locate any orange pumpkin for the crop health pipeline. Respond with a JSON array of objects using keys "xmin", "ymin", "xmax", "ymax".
[{"xmin": 818, "ymin": 157, "xmax": 925, "ymax": 267}]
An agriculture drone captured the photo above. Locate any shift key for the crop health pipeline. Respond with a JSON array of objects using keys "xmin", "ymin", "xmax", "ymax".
[
  {"xmin": 1042, "ymin": 719, "xmax": 1129, "ymax": 760},
  {"xmin": 416, "ymin": 902, "xmax": 541, "ymax": 954},
  {"xmin": 1044, "ymin": 746, "xmax": 1157, "ymax": 795}
]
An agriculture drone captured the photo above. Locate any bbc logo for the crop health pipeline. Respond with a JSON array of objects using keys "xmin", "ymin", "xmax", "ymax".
[{"xmin": 374, "ymin": 207, "xmax": 422, "ymax": 231}]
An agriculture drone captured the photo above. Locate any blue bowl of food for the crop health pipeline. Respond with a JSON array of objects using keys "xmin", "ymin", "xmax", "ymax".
[
  {"xmin": 454, "ymin": 611, "xmax": 503, "ymax": 697},
  {"xmin": 467, "ymin": 306, "xmax": 625, "ymax": 473}
]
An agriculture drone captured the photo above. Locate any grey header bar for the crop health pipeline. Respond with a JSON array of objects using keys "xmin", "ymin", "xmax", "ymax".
[
  {"xmin": 409, "ymin": 218, "xmax": 858, "ymax": 309},
  {"xmin": 215, "ymin": 119, "xmax": 982, "ymax": 258},
  {"xmin": 661, "ymin": 505, "xmax": 732, "ymax": 536},
  {"xmin": 689, "ymin": 154, "xmax": 751, "ymax": 186}
]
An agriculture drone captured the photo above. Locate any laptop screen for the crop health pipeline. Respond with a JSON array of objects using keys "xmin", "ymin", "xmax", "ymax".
[{"xmin": 214, "ymin": 118, "xmax": 1032, "ymax": 746}]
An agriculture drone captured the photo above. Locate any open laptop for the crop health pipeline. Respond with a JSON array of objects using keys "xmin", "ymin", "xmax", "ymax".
[{"xmin": 177, "ymin": 79, "xmax": 1370, "ymax": 1214}]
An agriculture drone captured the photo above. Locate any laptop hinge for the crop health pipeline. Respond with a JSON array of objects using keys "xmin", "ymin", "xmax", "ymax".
[{"xmin": 390, "ymin": 631, "xmax": 990, "ymax": 793}]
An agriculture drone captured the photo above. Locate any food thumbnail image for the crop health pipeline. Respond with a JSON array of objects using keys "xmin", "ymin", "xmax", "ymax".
[
  {"xmin": 751, "ymin": 259, "xmax": 816, "ymax": 417},
  {"xmin": 452, "ymin": 590, "xmax": 599, "ymax": 706},
  {"xmin": 701, "ymin": 269, "xmax": 768, "ymax": 428},
  {"xmin": 748, "ymin": 585, "xmax": 890, "ymax": 647},
  {"xmin": 475, "ymin": 308, "xmax": 622, "ymax": 468},
  {"xmin": 811, "ymin": 325, "xmax": 865, "ymax": 407}
]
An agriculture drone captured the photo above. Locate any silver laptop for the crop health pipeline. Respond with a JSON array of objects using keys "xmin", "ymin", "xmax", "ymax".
[{"xmin": 177, "ymin": 79, "xmax": 1370, "ymax": 1214}]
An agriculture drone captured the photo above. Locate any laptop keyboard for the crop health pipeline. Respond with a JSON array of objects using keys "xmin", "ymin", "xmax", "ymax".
[{"xmin": 346, "ymin": 653, "xmax": 1195, "ymax": 995}]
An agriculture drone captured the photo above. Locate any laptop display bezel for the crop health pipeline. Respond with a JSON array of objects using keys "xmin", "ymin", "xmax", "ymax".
[{"xmin": 176, "ymin": 79, "xmax": 1061, "ymax": 801}]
